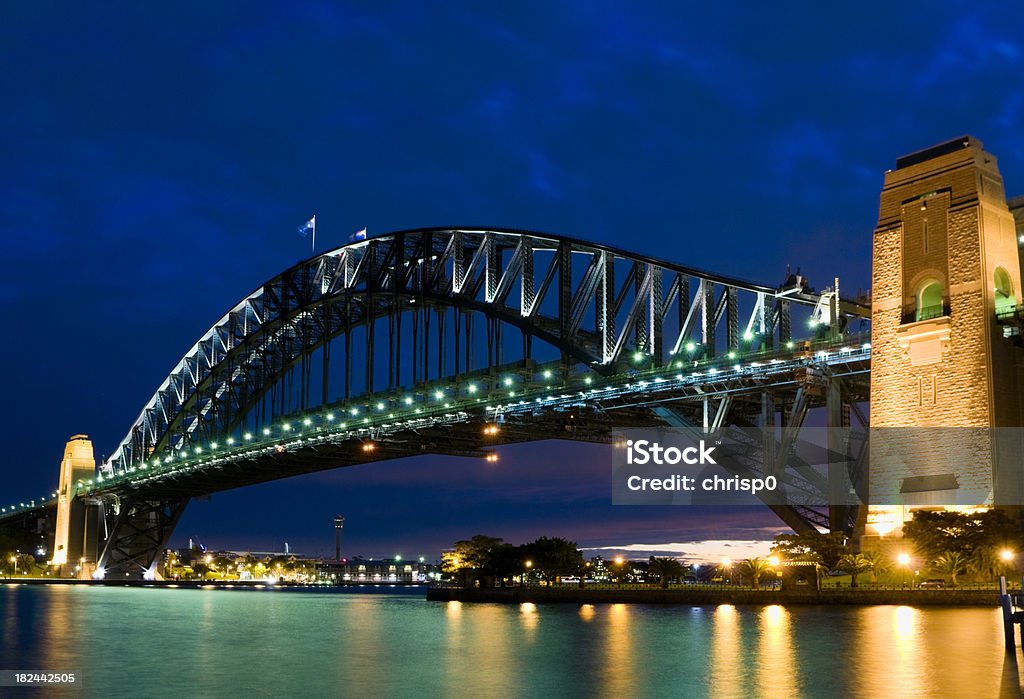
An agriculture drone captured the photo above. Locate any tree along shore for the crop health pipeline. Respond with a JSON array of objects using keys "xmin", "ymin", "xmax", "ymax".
[{"xmin": 427, "ymin": 584, "xmax": 1000, "ymax": 606}]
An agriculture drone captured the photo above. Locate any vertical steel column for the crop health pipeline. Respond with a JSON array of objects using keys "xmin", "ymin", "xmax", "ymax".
[
  {"xmin": 762, "ymin": 391, "xmax": 776, "ymax": 477},
  {"xmin": 726, "ymin": 287, "xmax": 739, "ymax": 352},
  {"xmin": 779, "ymin": 300, "xmax": 791, "ymax": 346},
  {"xmin": 365, "ymin": 241, "xmax": 376, "ymax": 394},
  {"xmin": 702, "ymin": 281, "xmax": 716, "ymax": 358},
  {"xmin": 677, "ymin": 275, "xmax": 690, "ymax": 353},
  {"xmin": 597, "ymin": 251, "xmax": 615, "ymax": 364},
  {"xmin": 634, "ymin": 263, "xmax": 648, "ymax": 354},
  {"xmin": 322, "ymin": 299, "xmax": 332, "ymax": 406},
  {"xmin": 650, "ymin": 265, "xmax": 663, "ymax": 365},
  {"xmin": 558, "ymin": 241, "xmax": 572, "ymax": 363},
  {"xmin": 827, "ymin": 379, "xmax": 851, "ymax": 535}
]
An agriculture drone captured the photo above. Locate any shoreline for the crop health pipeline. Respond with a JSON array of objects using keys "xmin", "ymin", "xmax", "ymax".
[
  {"xmin": 426, "ymin": 585, "xmax": 1002, "ymax": 607},
  {"xmin": 3, "ymin": 579, "xmax": 1004, "ymax": 607},
  {"xmin": 0, "ymin": 578, "xmax": 425, "ymax": 590}
]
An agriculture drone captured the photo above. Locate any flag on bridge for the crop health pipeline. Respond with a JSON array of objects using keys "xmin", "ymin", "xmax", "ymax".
[
  {"xmin": 298, "ymin": 215, "xmax": 316, "ymax": 252},
  {"xmin": 350, "ymin": 227, "xmax": 367, "ymax": 242}
]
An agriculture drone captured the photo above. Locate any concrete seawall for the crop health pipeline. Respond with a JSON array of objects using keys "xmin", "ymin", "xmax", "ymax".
[{"xmin": 427, "ymin": 586, "xmax": 999, "ymax": 607}]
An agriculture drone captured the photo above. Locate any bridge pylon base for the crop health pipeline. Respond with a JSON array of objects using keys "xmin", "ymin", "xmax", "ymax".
[{"xmin": 96, "ymin": 498, "xmax": 189, "ymax": 580}]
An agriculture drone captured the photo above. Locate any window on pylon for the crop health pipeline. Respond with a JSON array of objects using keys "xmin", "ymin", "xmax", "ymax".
[
  {"xmin": 915, "ymin": 280, "xmax": 944, "ymax": 322},
  {"xmin": 994, "ymin": 267, "xmax": 1014, "ymax": 317}
]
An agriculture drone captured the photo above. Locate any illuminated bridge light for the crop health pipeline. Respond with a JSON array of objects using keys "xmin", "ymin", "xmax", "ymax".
[
  {"xmin": 263, "ymin": 427, "xmax": 271, "ymax": 435},
  {"xmin": 809, "ymin": 318, "xmax": 819, "ymax": 327},
  {"xmin": 403, "ymin": 396, "xmax": 414, "ymax": 405},
  {"xmin": 543, "ymin": 369, "xmax": 553, "ymax": 379},
  {"xmin": 303, "ymin": 418, "xmax": 313, "ymax": 426},
  {"xmin": 226, "ymin": 437, "xmax": 235, "ymax": 445},
  {"xmin": 685, "ymin": 341, "xmax": 697, "ymax": 352},
  {"xmin": 584, "ymin": 376, "xmax": 592, "ymax": 384},
  {"xmin": 195, "ymin": 446, "xmax": 202, "ymax": 454},
  {"xmin": 210, "ymin": 442, "xmax": 218, "ymax": 449},
  {"xmin": 467, "ymin": 383, "xmax": 478, "ymax": 394},
  {"xmin": 633, "ymin": 352, "xmax": 644, "ymax": 362},
  {"xmin": 375, "ymin": 403, "xmax": 385, "ymax": 411},
  {"xmin": 434, "ymin": 390, "xmax": 444, "ymax": 400},
  {"xmin": 325, "ymin": 414, "xmax": 334, "ymax": 421},
  {"xmin": 503, "ymin": 377, "xmax": 514, "ymax": 386},
  {"xmin": 350, "ymin": 408, "xmax": 359, "ymax": 416},
  {"xmin": 727, "ymin": 351, "xmax": 736, "ymax": 359},
  {"xmin": 786, "ymin": 341, "xmax": 795, "ymax": 349},
  {"xmin": 281, "ymin": 423, "xmax": 291, "ymax": 431}
]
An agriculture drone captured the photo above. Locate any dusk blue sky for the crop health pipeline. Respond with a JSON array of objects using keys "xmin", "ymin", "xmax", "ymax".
[{"xmin": 2, "ymin": 3, "xmax": 1022, "ymax": 560}]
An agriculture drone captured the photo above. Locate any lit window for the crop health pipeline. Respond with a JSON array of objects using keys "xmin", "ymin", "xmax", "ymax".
[
  {"xmin": 995, "ymin": 267, "xmax": 1014, "ymax": 316},
  {"xmin": 915, "ymin": 280, "xmax": 944, "ymax": 321}
]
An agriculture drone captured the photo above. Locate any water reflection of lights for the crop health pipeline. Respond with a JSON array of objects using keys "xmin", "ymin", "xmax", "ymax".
[
  {"xmin": 763, "ymin": 604, "xmax": 785, "ymax": 627},
  {"xmin": 446, "ymin": 600, "xmax": 462, "ymax": 618},
  {"xmin": 603, "ymin": 604, "xmax": 632, "ymax": 696},
  {"xmin": 520, "ymin": 602, "xmax": 539, "ymax": 630},
  {"xmin": 758, "ymin": 605, "xmax": 796, "ymax": 697},
  {"xmin": 709, "ymin": 604, "xmax": 741, "ymax": 697},
  {"xmin": 893, "ymin": 605, "xmax": 917, "ymax": 640},
  {"xmin": 579, "ymin": 604, "xmax": 596, "ymax": 622}
]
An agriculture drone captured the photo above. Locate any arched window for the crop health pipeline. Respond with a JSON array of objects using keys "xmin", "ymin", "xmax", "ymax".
[
  {"xmin": 915, "ymin": 280, "xmax": 944, "ymax": 321},
  {"xmin": 994, "ymin": 267, "xmax": 1014, "ymax": 316}
]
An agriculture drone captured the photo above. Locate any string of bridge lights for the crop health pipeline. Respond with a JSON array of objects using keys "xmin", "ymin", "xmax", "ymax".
[{"xmin": 2, "ymin": 336, "xmax": 871, "ymax": 516}]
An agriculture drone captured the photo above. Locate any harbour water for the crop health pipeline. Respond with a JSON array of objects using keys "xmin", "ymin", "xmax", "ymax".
[{"xmin": 2, "ymin": 585, "xmax": 1021, "ymax": 697}]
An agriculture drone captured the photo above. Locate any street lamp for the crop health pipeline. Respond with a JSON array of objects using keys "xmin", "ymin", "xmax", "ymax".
[
  {"xmin": 9, "ymin": 555, "xmax": 17, "ymax": 577},
  {"xmin": 1001, "ymin": 549, "xmax": 1015, "ymax": 563},
  {"xmin": 897, "ymin": 552, "xmax": 911, "ymax": 587},
  {"xmin": 614, "ymin": 555, "xmax": 625, "ymax": 584}
]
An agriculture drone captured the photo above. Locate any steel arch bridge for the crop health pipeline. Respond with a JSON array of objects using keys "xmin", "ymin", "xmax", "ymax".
[{"xmin": 1, "ymin": 228, "xmax": 871, "ymax": 579}]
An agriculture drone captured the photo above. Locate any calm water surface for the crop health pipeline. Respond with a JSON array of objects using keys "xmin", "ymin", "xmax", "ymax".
[{"xmin": 2, "ymin": 585, "xmax": 1021, "ymax": 698}]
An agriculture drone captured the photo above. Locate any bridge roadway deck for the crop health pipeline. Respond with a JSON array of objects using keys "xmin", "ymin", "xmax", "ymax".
[{"xmin": 0, "ymin": 335, "xmax": 870, "ymax": 518}]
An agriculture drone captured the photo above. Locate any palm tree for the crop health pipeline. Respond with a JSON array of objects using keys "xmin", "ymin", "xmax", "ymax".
[
  {"xmin": 836, "ymin": 554, "xmax": 872, "ymax": 588},
  {"xmin": 648, "ymin": 558, "xmax": 685, "ymax": 588},
  {"xmin": 738, "ymin": 558, "xmax": 772, "ymax": 589},
  {"xmin": 860, "ymin": 551, "xmax": 891, "ymax": 584},
  {"xmin": 933, "ymin": 551, "xmax": 968, "ymax": 587}
]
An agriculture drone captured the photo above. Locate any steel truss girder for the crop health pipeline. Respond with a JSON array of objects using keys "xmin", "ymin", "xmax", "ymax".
[
  {"xmin": 103, "ymin": 228, "xmax": 868, "ymax": 478},
  {"xmin": 648, "ymin": 365, "xmax": 865, "ymax": 536},
  {"xmin": 97, "ymin": 498, "xmax": 189, "ymax": 579}
]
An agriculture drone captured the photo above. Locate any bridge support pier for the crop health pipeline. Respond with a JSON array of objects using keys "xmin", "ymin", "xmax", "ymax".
[{"xmin": 96, "ymin": 498, "xmax": 189, "ymax": 580}]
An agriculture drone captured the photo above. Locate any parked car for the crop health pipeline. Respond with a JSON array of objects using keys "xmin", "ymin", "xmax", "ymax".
[{"xmin": 919, "ymin": 579, "xmax": 946, "ymax": 589}]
